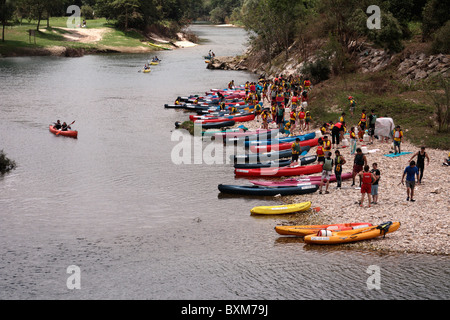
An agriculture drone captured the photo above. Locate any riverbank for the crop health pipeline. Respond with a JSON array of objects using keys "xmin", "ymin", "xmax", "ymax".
[
  {"xmin": 0, "ymin": 18, "xmax": 198, "ymax": 58},
  {"xmin": 226, "ymin": 99, "xmax": 449, "ymax": 256}
]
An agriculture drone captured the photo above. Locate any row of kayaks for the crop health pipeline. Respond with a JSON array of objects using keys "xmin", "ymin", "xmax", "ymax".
[{"xmin": 166, "ymin": 84, "xmax": 401, "ymax": 246}]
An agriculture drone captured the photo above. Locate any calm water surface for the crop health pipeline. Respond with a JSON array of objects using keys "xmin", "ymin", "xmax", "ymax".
[{"xmin": 0, "ymin": 25, "xmax": 448, "ymax": 300}]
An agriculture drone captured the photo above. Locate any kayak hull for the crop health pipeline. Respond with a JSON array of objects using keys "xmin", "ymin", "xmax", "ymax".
[
  {"xmin": 49, "ymin": 125, "xmax": 78, "ymax": 138},
  {"xmin": 275, "ymin": 223, "xmax": 373, "ymax": 236},
  {"xmin": 235, "ymin": 162, "xmax": 322, "ymax": 177},
  {"xmin": 251, "ymin": 201, "xmax": 312, "ymax": 215},
  {"xmin": 251, "ymin": 171, "xmax": 352, "ymax": 187},
  {"xmin": 303, "ymin": 221, "xmax": 401, "ymax": 244},
  {"xmin": 218, "ymin": 184, "xmax": 319, "ymax": 196}
]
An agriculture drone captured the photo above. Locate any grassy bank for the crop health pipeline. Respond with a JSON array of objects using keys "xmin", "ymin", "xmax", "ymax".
[
  {"xmin": 308, "ymin": 70, "xmax": 449, "ymax": 150},
  {"xmin": 0, "ymin": 17, "xmax": 172, "ymax": 56}
]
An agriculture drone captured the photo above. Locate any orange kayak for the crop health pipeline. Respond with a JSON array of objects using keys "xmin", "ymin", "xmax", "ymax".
[
  {"xmin": 303, "ymin": 221, "xmax": 401, "ymax": 244},
  {"xmin": 49, "ymin": 125, "xmax": 78, "ymax": 138},
  {"xmin": 275, "ymin": 223, "xmax": 373, "ymax": 237}
]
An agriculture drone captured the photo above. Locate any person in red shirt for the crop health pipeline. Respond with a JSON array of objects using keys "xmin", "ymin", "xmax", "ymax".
[
  {"xmin": 298, "ymin": 107, "xmax": 306, "ymax": 132},
  {"xmin": 358, "ymin": 165, "xmax": 376, "ymax": 208}
]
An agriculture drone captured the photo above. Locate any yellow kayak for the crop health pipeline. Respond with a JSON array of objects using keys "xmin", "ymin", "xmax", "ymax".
[
  {"xmin": 205, "ymin": 60, "xmax": 211, "ymax": 63},
  {"xmin": 143, "ymin": 69, "xmax": 151, "ymax": 73},
  {"xmin": 250, "ymin": 201, "xmax": 311, "ymax": 215},
  {"xmin": 150, "ymin": 62, "xmax": 159, "ymax": 65},
  {"xmin": 303, "ymin": 221, "xmax": 401, "ymax": 244}
]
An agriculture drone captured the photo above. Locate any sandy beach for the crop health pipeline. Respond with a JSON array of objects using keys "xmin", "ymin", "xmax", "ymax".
[{"xmin": 228, "ymin": 101, "xmax": 450, "ymax": 255}]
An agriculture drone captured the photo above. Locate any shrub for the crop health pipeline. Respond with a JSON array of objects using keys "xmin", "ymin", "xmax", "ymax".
[
  {"xmin": 431, "ymin": 21, "xmax": 450, "ymax": 54},
  {"xmin": 81, "ymin": 5, "xmax": 95, "ymax": 20},
  {"xmin": 301, "ymin": 58, "xmax": 331, "ymax": 84},
  {"xmin": 0, "ymin": 150, "xmax": 16, "ymax": 174}
]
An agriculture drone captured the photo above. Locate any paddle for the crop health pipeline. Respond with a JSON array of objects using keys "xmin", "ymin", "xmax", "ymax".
[{"xmin": 56, "ymin": 120, "xmax": 75, "ymax": 135}]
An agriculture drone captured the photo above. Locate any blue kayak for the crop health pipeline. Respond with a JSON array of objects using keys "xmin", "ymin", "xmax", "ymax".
[{"xmin": 245, "ymin": 132, "xmax": 315, "ymax": 147}]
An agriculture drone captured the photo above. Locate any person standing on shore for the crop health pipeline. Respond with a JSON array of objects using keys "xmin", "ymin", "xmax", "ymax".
[
  {"xmin": 409, "ymin": 147, "xmax": 430, "ymax": 183},
  {"xmin": 368, "ymin": 109, "xmax": 377, "ymax": 145},
  {"xmin": 370, "ymin": 163, "xmax": 380, "ymax": 204},
  {"xmin": 358, "ymin": 165, "xmax": 376, "ymax": 208},
  {"xmin": 331, "ymin": 121, "xmax": 345, "ymax": 149},
  {"xmin": 319, "ymin": 152, "xmax": 333, "ymax": 194},
  {"xmin": 352, "ymin": 148, "xmax": 367, "ymax": 187},
  {"xmin": 401, "ymin": 160, "xmax": 420, "ymax": 202},
  {"xmin": 393, "ymin": 125, "xmax": 403, "ymax": 154},
  {"xmin": 349, "ymin": 127, "xmax": 357, "ymax": 155},
  {"xmin": 334, "ymin": 150, "xmax": 346, "ymax": 189},
  {"xmin": 291, "ymin": 138, "xmax": 301, "ymax": 166}
]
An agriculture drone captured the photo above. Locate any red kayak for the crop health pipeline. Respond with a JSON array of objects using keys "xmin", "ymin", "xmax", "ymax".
[
  {"xmin": 250, "ymin": 172, "xmax": 353, "ymax": 186},
  {"xmin": 194, "ymin": 113, "xmax": 255, "ymax": 124},
  {"xmin": 49, "ymin": 125, "xmax": 78, "ymax": 138},
  {"xmin": 235, "ymin": 163, "xmax": 323, "ymax": 177},
  {"xmin": 250, "ymin": 138, "xmax": 319, "ymax": 153}
]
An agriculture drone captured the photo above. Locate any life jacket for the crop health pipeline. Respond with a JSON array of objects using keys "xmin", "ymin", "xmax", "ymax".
[
  {"xmin": 360, "ymin": 113, "xmax": 367, "ymax": 123},
  {"xmin": 304, "ymin": 80, "xmax": 311, "ymax": 87},
  {"xmin": 250, "ymin": 84, "xmax": 256, "ymax": 92},
  {"xmin": 350, "ymin": 131, "xmax": 356, "ymax": 139},
  {"xmin": 290, "ymin": 111, "xmax": 296, "ymax": 121},
  {"xmin": 393, "ymin": 130, "xmax": 403, "ymax": 141},
  {"xmin": 334, "ymin": 122, "xmax": 343, "ymax": 129},
  {"xmin": 316, "ymin": 146, "xmax": 324, "ymax": 156},
  {"xmin": 362, "ymin": 172, "xmax": 372, "ymax": 184},
  {"xmin": 292, "ymin": 96, "xmax": 298, "ymax": 104},
  {"xmin": 262, "ymin": 112, "xmax": 268, "ymax": 121},
  {"xmin": 292, "ymin": 142, "xmax": 300, "ymax": 154},
  {"xmin": 305, "ymin": 111, "xmax": 311, "ymax": 119},
  {"xmin": 323, "ymin": 139, "xmax": 331, "ymax": 151},
  {"xmin": 323, "ymin": 158, "xmax": 333, "ymax": 171},
  {"xmin": 299, "ymin": 111, "xmax": 305, "ymax": 119}
]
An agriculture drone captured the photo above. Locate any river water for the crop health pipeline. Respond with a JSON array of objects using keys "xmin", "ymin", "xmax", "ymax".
[{"xmin": 0, "ymin": 24, "xmax": 448, "ymax": 301}]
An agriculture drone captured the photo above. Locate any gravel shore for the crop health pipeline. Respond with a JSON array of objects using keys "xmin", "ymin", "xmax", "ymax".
[{"xmin": 229, "ymin": 105, "xmax": 449, "ymax": 255}]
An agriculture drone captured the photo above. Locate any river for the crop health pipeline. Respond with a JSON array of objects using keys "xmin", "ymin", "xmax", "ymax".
[{"xmin": 0, "ymin": 24, "xmax": 448, "ymax": 301}]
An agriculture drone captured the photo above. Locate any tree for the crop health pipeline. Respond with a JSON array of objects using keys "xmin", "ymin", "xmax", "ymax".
[
  {"xmin": 0, "ymin": 0, "xmax": 16, "ymax": 42},
  {"xmin": 421, "ymin": 0, "xmax": 450, "ymax": 41}
]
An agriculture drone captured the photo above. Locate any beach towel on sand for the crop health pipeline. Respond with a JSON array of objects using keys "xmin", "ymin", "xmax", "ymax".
[{"xmin": 383, "ymin": 152, "xmax": 412, "ymax": 158}]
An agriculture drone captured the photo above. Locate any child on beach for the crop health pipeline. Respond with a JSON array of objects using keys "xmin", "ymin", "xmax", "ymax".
[
  {"xmin": 358, "ymin": 165, "xmax": 376, "ymax": 207},
  {"xmin": 393, "ymin": 125, "xmax": 403, "ymax": 154},
  {"xmin": 319, "ymin": 152, "xmax": 333, "ymax": 194},
  {"xmin": 334, "ymin": 150, "xmax": 346, "ymax": 189},
  {"xmin": 349, "ymin": 127, "xmax": 357, "ymax": 155},
  {"xmin": 370, "ymin": 163, "xmax": 380, "ymax": 204}
]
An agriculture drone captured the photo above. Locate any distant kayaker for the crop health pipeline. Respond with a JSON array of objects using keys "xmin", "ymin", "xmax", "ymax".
[
  {"xmin": 61, "ymin": 122, "xmax": 71, "ymax": 131},
  {"xmin": 53, "ymin": 120, "xmax": 62, "ymax": 130}
]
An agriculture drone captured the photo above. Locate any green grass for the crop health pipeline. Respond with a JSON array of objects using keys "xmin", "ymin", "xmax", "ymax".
[{"xmin": 0, "ymin": 17, "xmax": 163, "ymax": 55}]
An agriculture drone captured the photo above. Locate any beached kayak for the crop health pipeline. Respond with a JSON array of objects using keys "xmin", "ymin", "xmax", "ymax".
[
  {"xmin": 194, "ymin": 113, "xmax": 255, "ymax": 124},
  {"xmin": 194, "ymin": 120, "xmax": 236, "ymax": 129},
  {"xmin": 246, "ymin": 132, "xmax": 316, "ymax": 146},
  {"xmin": 250, "ymin": 138, "xmax": 319, "ymax": 153},
  {"xmin": 49, "ymin": 125, "xmax": 78, "ymax": 138},
  {"xmin": 303, "ymin": 221, "xmax": 401, "ymax": 244},
  {"xmin": 250, "ymin": 171, "xmax": 352, "ymax": 186},
  {"xmin": 234, "ymin": 155, "xmax": 316, "ymax": 169},
  {"xmin": 235, "ymin": 162, "xmax": 322, "ymax": 177},
  {"xmin": 274, "ymin": 223, "xmax": 374, "ymax": 236},
  {"xmin": 231, "ymin": 146, "xmax": 310, "ymax": 164},
  {"xmin": 250, "ymin": 201, "xmax": 312, "ymax": 215},
  {"xmin": 218, "ymin": 184, "xmax": 319, "ymax": 196}
]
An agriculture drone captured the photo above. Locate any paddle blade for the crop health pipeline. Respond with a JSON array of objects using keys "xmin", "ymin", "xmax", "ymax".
[{"xmin": 313, "ymin": 207, "xmax": 321, "ymax": 212}]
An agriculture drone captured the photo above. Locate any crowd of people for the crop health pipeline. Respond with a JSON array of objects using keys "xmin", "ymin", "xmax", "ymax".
[{"xmin": 226, "ymin": 74, "xmax": 447, "ymax": 208}]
